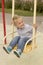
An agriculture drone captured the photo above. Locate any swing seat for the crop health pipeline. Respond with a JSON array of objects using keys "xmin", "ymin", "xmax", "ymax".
[
  {"xmin": 3, "ymin": 32, "xmax": 32, "ymax": 53},
  {"xmin": 24, "ymin": 43, "xmax": 32, "ymax": 53},
  {"xmin": 13, "ymin": 41, "xmax": 32, "ymax": 53}
]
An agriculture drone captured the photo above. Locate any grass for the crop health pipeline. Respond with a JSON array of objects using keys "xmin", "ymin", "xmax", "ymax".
[
  {"xmin": 0, "ymin": 8, "xmax": 43, "ymax": 16},
  {"xmin": 15, "ymin": 10, "xmax": 33, "ymax": 16}
]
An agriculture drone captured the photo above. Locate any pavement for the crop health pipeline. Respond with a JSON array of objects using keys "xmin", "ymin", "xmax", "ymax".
[{"xmin": 0, "ymin": 12, "xmax": 43, "ymax": 65}]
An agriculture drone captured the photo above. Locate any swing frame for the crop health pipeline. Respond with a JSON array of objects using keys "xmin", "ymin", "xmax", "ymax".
[
  {"xmin": 11, "ymin": 0, "xmax": 37, "ymax": 49},
  {"xmin": 2, "ymin": 0, "xmax": 37, "ymax": 53}
]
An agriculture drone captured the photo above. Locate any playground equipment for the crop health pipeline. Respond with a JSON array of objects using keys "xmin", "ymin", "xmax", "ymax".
[
  {"xmin": 12, "ymin": 0, "xmax": 15, "ymax": 38},
  {"xmin": 2, "ymin": 0, "xmax": 6, "ymax": 44},
  {"xmin": 2, "ymin": 0, "xmax": 38, "ymax": 53},
  {"xmin": 3, "ymin": 31, "xmax": 43, "ymax": 53},
  {"xmin": 32, "ymin": 0, "xmax": 37, "ymax": 48}
]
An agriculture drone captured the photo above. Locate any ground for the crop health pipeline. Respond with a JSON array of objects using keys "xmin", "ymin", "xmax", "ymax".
[{"xmin": 0, "ymin": 12, "xmax": 43, "ymax": 65}]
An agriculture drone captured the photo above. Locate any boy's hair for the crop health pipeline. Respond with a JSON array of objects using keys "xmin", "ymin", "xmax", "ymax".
[{"xmin": 12, "ymin": 15, "xmax": 20, "ymax": 25}]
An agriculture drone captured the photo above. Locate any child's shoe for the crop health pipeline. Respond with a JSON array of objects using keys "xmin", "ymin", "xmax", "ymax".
[
  {"xmin": 3, "ymin": 45, "xmax": 12, "ymax": 54},
  {"xmin": 14, "ymin": 49, "xmax": 22, "ymax": 58}
]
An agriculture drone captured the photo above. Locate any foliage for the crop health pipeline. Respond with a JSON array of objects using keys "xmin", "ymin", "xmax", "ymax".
[
  {"xmin": 37, "ymin": 1, "xmax": 43, "ymax": 13},
  {"xmin": 0, "ymin": 1, "xmax": 1, "ymax": 8},
  {"xmin": 5, "ymin": 0, "xmax": 12, "ymax": 8},
  {"xmin": 0, "ymin": 0, "xmax": 43, "ymax": 13},
  {"xmin": 23, "ymin": 1, "xmax": 31, "ymax": 11},
  {"xmin": 15, "ymin": 0, "xmax": 22, "ymax": 9}
]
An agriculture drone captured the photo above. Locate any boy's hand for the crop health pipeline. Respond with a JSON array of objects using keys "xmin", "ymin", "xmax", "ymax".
[{"xmin": 33, "ymin": 24, "xmax": 38, "ymax": 29}]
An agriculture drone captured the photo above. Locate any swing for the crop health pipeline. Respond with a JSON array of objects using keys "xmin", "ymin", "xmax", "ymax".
[
  {"xmin": 3, "ymin": 30, "xmax": 42, "ymax": 53},
  {"xmin": 12, "ymin": 0, "xmax": 37, "ymax": 53},
  {"xmin": 2, "ymin": 0, "xmax": 38, "ymax": 54},
  {"xmin": 3, "ymin": 31, "xmax": 32, "ymax": 53},
  {"xmin": 13, "ymin": 38, "xmax": 32, "ymax": 53}
]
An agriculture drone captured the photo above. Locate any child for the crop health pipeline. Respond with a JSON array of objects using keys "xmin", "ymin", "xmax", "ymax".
[{"xmin": 3, "ymin": 15, "xmax": 37, "ymax": 58}]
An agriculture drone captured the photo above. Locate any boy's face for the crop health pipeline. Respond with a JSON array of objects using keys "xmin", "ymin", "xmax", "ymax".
[{"xmin": 16, "ymin": 18, "xmax": 24, "ymax": 29}]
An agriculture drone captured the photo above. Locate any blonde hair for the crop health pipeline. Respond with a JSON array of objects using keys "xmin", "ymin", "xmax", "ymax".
[{"xmin": 12, "ymin": 15, "xmax": 20, "ymax": 25}]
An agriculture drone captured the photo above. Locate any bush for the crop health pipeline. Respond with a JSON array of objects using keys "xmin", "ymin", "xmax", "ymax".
[
  {"xmin": 30, "ymin": 1, "xmax": 34, "ymax": 12},
  {"xmin": 15, "ymin": 0, "xmax": 31, "ymax": 11},
  {"xmin": 5, "ymin": 0, "xmax": 12, "ymax": 8},
  {"xmin": 37, "ymin": 2, "xmax": 43, "ymax": 13},
  {"xmin": 15, "ymin": 0, "xmax": 22, "ymax": 9},
  {"xmin": 30, "ymin": 0, "xmax": 43, "ymax": 13},
  {"xmin": 0, "ymin": 1, "xmax": 1, "ymax": 8},
  {"xmin": 23, "ymin": 1, "xmax": 31, "ymax": 11},
  {"xmin": 5, "ymin": 0, "xmax": 43, "ymax": 13},
  {"xmin": 0, "ymin": 3, "xmax": 1, "ymax": 8}
]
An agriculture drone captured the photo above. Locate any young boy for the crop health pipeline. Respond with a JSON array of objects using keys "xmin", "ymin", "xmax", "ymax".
[{"xmin": 3, "ymin": 15, "xmax": 37, "ymax": 58}]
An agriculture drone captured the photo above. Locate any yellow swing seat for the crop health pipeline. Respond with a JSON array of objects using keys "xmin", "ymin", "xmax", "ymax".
[
  {"xmin": 3, "ymin": 32, "xmax": 32, "ymax": 53},
  {"xmin": 13, "ymin": 41, "xmax": 32, "ymax": 53}
]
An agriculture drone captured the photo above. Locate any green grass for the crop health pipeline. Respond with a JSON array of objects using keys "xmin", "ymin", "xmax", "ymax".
[
  {"xmin": 15, "ymin": 10, "xmax": 33, "ymax": 16},
  {"xmin": 0, "ymin": 8, "xmax": 43, "ymax": 16}
]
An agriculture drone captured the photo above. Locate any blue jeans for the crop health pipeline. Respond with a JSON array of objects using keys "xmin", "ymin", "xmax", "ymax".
[{"xmin": 8, "ymin": 36, "xmax": 29, "ymax": 52}]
